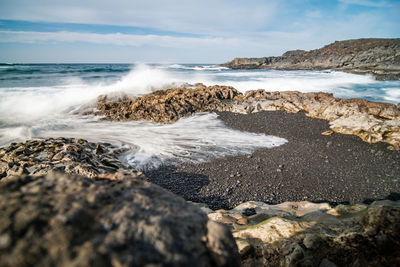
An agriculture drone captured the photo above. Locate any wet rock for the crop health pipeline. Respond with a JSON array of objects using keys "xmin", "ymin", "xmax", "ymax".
[
  {"xmin": 91, "ymin": 84, "xmax": 399, "ymax": 148},
  {"xmin": 0, "ymin": 173, "xmax": 239, "ymax": 266},
  {"xmin": 94, "ymin": 84, "xmax": 243, "ymax": 123},
  {"xmin": 0, "ymin": 138, "xmax": 133, "ymax": 181},
  {"xmin": 208, "ymin": 200, "xmax": 400, "ymax": 266}
]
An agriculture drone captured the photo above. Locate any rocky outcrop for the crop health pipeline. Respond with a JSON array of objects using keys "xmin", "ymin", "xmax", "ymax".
[
  {"xmin": 95, "ymin": 85, "xmax": 242, "ymax": 123},
  {"xmin": 227, "ymin": 90, "xmax": 400, "ymax": 150},
  {"xmin": 205, "ymin": 200, "xmax": 400, "ymax": 266},
  {"xmin": 222, "ymin": 38, "xmax": 400, "ymax": 80},
  {"xmin": 88, "ymin": 84, "xmax": 400, "ymax": 149},
  {"xmin": 0, "ymin": 172, "xmax": 239, "ymax": 267},
  {"xmin": 0, "ymin": 138, "xmax": 132, "ymax": 180}
]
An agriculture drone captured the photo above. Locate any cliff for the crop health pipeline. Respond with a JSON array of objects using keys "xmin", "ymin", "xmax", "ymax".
[{"xmin": 222, "ymin": 38, "xmax": 400, "ymax": 80}]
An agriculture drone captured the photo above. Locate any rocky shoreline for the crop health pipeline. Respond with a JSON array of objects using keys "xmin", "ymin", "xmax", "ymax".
[
  {"xmin": 1, "ymin": 85, "xmax": 400, "ymax": 266},
  {"xmin": 221, "ymin": 38, "xmax": 400, "ymax": 81},
  {"xmin": 93, "ymin": 84, "xmax": 400, "ymax": 150}
]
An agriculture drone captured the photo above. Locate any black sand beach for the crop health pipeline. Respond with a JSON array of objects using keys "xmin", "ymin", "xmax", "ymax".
[{"xmin": 145, "ymin": 111, "xmax": 400, "ymax": 210}]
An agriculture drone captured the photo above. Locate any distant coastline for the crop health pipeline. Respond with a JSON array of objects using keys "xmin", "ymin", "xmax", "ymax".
[{"xmin": 222, "ymin": 38, "xmax": 400, "ymax": 80}]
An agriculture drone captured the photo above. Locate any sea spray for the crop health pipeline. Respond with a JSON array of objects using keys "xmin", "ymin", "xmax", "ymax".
[
  {"xmin": 0, "ymin": 112, "xmax": 287, "ymax": 170},
  {"xmin": 1, "ymin": 63, "xmax": 399, "ymax": 169}
]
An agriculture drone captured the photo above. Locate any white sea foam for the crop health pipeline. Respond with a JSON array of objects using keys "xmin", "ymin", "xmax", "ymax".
[
  {"xmin": 0, "ymin": 113, "xmax": 287, "ymax": 170},
  {"xmin": 208, "ymin": 70, "xmax": 377, "ymax": 94},
  {"xmin": 1, "ymin": 64, "xmax": 397, "ymax": 125},
  {"xmin": 382, "ymin": 87, "xmax": 400, "ymax": 103},
  {"xmin": 0, "ymin": 64, "xmax": 189, "ymax": 124},
  {"xmin": 1, "ymin": 64, "xmax": 399, "ymax": 170}
]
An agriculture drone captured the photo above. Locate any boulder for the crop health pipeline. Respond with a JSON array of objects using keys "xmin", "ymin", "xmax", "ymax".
[
  {"xmin": 0, "ymin": 173, "xmax": 239, "ymax": 266},
  {"xmin": 207, "ymin": 200, "xmax": 400, "ymax": 266}
]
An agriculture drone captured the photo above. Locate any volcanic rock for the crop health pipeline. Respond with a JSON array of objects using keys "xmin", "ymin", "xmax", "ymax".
[
  {"xmin": 95, "ymin": 85, "xmax": 243, "ymax": 123},
  {"xmin": 222, "ymin": 38, "xmax": 400, "ymax": 80},
  {"xmin": 206, "ymin": 200, "xmax": 400, "ymax": 266},
  {"xmin": 0, "ymin": 138, "xmax": 132, "ymax": 180},
  {"xmin": 227, "ymin": 90, "xmax": 400, "ymax": 149},
  {"xmin": 0, "ymin": 173, "xmax": 239, "ymax": 266}
]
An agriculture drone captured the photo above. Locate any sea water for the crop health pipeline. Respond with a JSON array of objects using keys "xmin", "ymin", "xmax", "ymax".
[{"xmin": 0, "ymin": 63, "xmax": 399, "ymax": 169}]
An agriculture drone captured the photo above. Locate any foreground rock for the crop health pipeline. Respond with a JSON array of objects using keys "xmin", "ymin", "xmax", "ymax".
[
  {"xmin": 0, "ymin": 173, "xmax": 239, "ymax": 266},
  {"xmin": 222, "ymin": 38, "xmax": 400, "ymax": 80},
  {"xmin": 204, "ymin": 200, "xmax": 400, "ymax": 266},
  {"xmin": 95, "ymin": 85, "xmax": 242, "ymax": 123},
  {"xmin": 228, "ymin": 90, "xmax": 400, "ymax": 150},
  {"xmin": 0, "ymin": 138, "xmax": 132, "ymax": 180}
]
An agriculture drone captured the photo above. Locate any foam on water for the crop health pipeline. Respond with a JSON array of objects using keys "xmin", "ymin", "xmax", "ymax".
[
  {"xmin": 1, "ymin": 64, "xmax": 399, "ymax": 125},
  {"xmin": 0, "ymin": 63, "xmax": 399, "ymax": 169},
  {"xmin": 0, "ymin": 113, "xmax": 287, "ymax": 170}
]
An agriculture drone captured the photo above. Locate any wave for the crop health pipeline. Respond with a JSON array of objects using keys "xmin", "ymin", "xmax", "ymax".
[
  {"xmin": 166, "ymin": 64, "xmax": 229, "ymax": 71},
  {"xmin": 1, "ymin": 64, "xmax": 399, "ymax": 126},
  {"xmin": 0, "ymin": 113, "xmax": 287, "ymax": 170},
  {"xmin": 1, "ymin": 63, "xmax": 398, "ymax": 170},
  {"xmin": 382, "ymin": 87, "xmax": 400, "ymax": 103}
]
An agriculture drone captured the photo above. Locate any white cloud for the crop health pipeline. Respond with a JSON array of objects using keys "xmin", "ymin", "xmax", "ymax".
[
  {"xmin": 338, "ymin": 0, "xmax": 390, "ymax": 7},
  {"xmin": 306, "ymin": 10, "xmax": 323, "ymax": 19},
  {"xmin": 0, "ymin": 0, "xmax": 398, "ymax": 62},
  {"xmin": 0, "ymin": 0, "xmax": 279, "ymax": 36},
  {"xmin": 0, "ymin": 30, "xmax": 249, "ymax": 48}
]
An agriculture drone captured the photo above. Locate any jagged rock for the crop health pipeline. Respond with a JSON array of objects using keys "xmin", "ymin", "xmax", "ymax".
[
  {"xmin": 222, "ymin": 38, "xmax": 400, "ymax": 80},
  {"xmin": 207, "ymin": 200, "xmax": 400, "ymax": 267},
  {"xmin": 91, "ymin": 85, "xmax": 400, "ymax": 149},
  {"xmin": 95, "ymin": 85, "xmax": 243, "ymax": 123},
  {"xmin": 0, "ymin": 173, "xmax": 239, "ymax": 266},
  {"xmin": 227, "ymin": 90, "xmax": 400, "ymax": 149},
  {"xmin": 0, "ymin": 138, "xmax": 132, "ymax": 180}
]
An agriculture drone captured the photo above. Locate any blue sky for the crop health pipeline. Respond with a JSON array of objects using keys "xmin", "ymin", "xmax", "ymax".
[{"xmin": 0, "ymin": 0, "xmax": 399, "ymax": 63}]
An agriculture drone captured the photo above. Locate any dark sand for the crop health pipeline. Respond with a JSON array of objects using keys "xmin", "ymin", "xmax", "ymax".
[{"xmin": 144, "ymin": 111, "xmax": 400, "ymax": 210}]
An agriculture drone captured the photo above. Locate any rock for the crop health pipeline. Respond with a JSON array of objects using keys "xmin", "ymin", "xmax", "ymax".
[
  {"xmin": 319, "ymin": 258, "xmax": 337, "ymax": 267},
  {"xmin": 303, "ymin": 234, "xmax": 321, "ymax": 250},
  {"xmin": 222, "ymin": 38, "xmax": 400, "ymax": 81},
  {"xmin": 235, "ymin": 239, "xmax": 253, "ymax": 257},
  {"xmin": 206, "ymin": 221, "xmax": 240, "ymax": 266},
  {"xmin": 229, "ymin": 90, "xmax": 400, "ymax": 149},
  {"xmin": 89, "ymin": 84, "xmax": 399, "ymax": 148},
  {"xmin": 208, "ymin": 200, "xmax": 400, "ymax": 266},
  {"xmin": 0, "ymin": 138, "xmax": 133, "ymax": 181},
  {"xmin": 94, "ymin": 84, "xmax": 243, "ymax": 123},
  {"xmin": 321, "ymin": 130, "xmax": 334, "ymax": 136},
  {"xmin": 242, "ymin": 208, "xmax": 256, "ymax": 216},
  {"xmin": 0, "ymin": 173, "xmax": 239, "ymax": 266}
]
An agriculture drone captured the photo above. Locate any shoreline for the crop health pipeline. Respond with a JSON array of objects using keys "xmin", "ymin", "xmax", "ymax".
[
  {"xmin": 144, "ymin": 110, "xmax": 400, "ymax": 210},
  {"xmin": 1, "ymin": 101, "xmax": 400, "ymax": 266}
]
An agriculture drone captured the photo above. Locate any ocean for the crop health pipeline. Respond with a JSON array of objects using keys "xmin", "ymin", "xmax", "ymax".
[{"xmin": 1, "ymin": 63, "xmax": 399, "ymax": 169}]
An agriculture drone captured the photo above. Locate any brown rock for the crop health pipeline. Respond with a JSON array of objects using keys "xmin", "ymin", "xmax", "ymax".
[
  {"xmin": 208, "ymin": 200, "xmax": 400, "ymax": 267},
  {"xmin": 222, "ymin": 38, "xmax": 400, "ymax": 81},
  {"xmin": 236, "ymin": 90, "xmax": 400, "ymax": 149},
  {"xmin": 0, "ymin": 173, "xmax": 239, "ymax": 266},
  {"xmin": 94, "ymin": 84, "xmax": 243, "ymax": 123}
]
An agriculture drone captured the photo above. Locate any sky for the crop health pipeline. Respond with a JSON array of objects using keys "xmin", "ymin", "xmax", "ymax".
[{"xmin": 0, "ymin": 0, "xmax": 399, "ymax": 63}]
